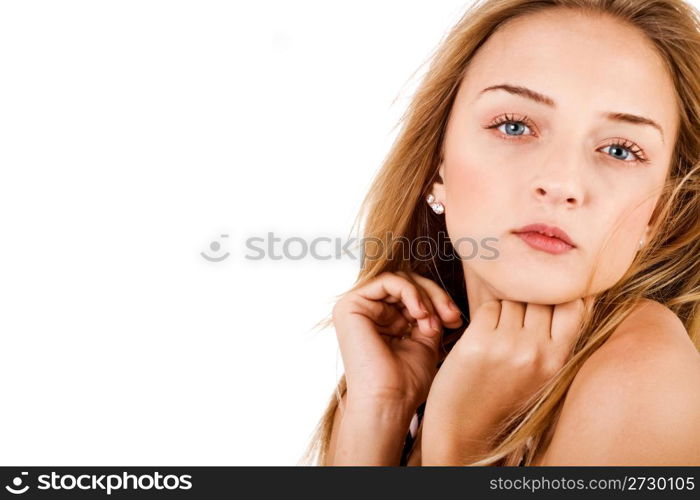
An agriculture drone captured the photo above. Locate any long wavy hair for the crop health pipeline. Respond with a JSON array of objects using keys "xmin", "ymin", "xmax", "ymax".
[{"xmin": 299, "ymin": 0, "xmax": 700, "ymax": 466}]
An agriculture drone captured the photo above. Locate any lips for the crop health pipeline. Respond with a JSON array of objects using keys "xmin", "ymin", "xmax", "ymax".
[{"xmin": 512, "ymin": 223, "xmax": 577, "ymax": 254}]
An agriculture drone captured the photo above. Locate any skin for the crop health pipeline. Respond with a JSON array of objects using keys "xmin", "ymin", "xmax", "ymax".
[
  {"xmin": 417, "ymin": 9, "xmax": 697, "ymax": 465},
  {"xmin": 430, "ymin": 8, "xmax": 679, "ymax": 309},
  {"xmin": 327, "ymin": 9, "xmax": 700, "ymax": 466},
  {"xmin": 530, "ymin": 298, "xmax": 700, "ymax": 465},
  {"xmin": 405, "ymin": 296, "xmax": 700, "ymax": 466}
]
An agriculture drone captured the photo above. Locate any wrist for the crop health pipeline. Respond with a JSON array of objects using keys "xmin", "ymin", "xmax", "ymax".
[
  {"xmin": 421, "ymin": 404, "xmax": 501, "ymax": 466},
  {"xmin": 421, "ymin": 430, "xmax": 495, "ymax": 465},
  {"xmin": 332, "ymin": 400, "xmax": 415, "ymax": 466},
  {"xmin": 346, "ymin": 389, "xmax": 419, "ymax": 417},
  {"xmin": 344, "ymin": 399, "xmax": 415, "ymax": 427}
]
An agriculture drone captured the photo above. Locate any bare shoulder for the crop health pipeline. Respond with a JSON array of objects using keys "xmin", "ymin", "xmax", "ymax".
[
  {"xmin": 534, "ymin": 298, "xmax": 700, "ymax": 465},
  {"xmin": 609, "ymin": 298, "xmax": 693, "ymax": 344},
  {"xmin": 597, "ymin": 298, "xmax": 698, "ymax": 371}
]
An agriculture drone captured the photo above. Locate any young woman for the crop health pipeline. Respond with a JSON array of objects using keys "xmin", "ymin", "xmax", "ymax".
[{"xmin": 301, "ymin": 0, "xmax": 700, "ymax": 466}]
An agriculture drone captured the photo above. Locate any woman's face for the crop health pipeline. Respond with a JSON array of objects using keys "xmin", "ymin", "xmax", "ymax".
[{"xmin": 431, "ymin": 9, "xmax": 679, "ymax": 304}]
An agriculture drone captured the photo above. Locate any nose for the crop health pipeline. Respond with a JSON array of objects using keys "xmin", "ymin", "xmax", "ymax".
[{"xmin": 531, "ymin": 171, "xmax": 584, "ymax": 208}]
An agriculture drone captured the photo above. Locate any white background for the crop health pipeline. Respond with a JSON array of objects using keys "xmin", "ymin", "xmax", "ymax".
[{"xmin": 0, "ymin": 0, "xmax": 475, "ymax": 464}]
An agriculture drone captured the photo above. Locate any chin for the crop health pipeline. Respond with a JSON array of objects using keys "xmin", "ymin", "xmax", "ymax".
[
  {"xmin": 492, "ymin": 275, "xmax": 584, "ymax": 305},
  {"xmin": 507, "ymin": 291, "xmax": 580, "ymax": 305}
]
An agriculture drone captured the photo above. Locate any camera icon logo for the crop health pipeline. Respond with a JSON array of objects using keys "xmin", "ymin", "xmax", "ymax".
[{"xmin": 5, "ymin": 472, "xmax": 29, "ymax": 494}]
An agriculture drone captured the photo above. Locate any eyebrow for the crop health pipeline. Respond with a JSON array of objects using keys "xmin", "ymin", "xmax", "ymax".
[{"xmin": 478, "ymin": 83, "xmax": 665, "ymax": 144}]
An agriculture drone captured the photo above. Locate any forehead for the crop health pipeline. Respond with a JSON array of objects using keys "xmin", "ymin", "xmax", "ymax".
[{"xmin": 458, "ymin": 9, "xmax": 678, "ymax": 140}]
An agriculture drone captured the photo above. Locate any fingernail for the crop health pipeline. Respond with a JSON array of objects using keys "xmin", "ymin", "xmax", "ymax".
[
  {"xmin": 430, "ymin": 315, "xmax": 441, "ymax": 332},
  {"xmin": 449, "ymin": 301, "xmax": 460, "ymax": 312}
]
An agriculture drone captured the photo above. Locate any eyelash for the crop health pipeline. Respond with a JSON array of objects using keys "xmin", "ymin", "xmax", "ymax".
[{"xmin": 484, "ymin": 113, "xmax": 650, "ymax": 165}]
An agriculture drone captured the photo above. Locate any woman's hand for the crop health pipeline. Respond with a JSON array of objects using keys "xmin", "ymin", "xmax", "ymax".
[
  {"xmin": 421, "ymin": 297, "xmax": 591, "ymax": 465},
  {"xmin": 332, "ymin": 271, "xmax": 463, "ymax": 414}
]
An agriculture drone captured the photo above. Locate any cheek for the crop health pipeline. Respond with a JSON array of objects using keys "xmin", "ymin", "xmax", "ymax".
[
  {"xmin": 444, "ymin": 161, "xmax": 481, "ymax": 240},
  {"xmin": 445, "ymin": 151, "xmax": 502, "ymax": 214},
  {"xmin": 444, "ymin": 148, "xmax": 512, "ymax": 246},
  {"xmin": 587, "ymin": 197, "xmax": 654, "ymax": 288},
  {"xmin": 608, "ymin": 196, "xmax": 655, "ymax": 248}
]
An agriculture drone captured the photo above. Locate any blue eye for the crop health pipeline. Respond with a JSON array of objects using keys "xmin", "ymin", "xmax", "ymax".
[
  {"xmin": 486, "ymin": 113, "xmax": 535, "ymax": 137},
  {"xmin": 600, "ymin": 140, "xmax": 648, "ymax": 164},
  {"xmin": 484, "ymin": 114, "xmax": 650, "ymax": 164},
  {"xmin": 486, "ymin": 114, "xmax": 533, "ymax": 137},
  {"xmin": 500, "ymin": 121, "xmax": 529, "ymax": 136}
]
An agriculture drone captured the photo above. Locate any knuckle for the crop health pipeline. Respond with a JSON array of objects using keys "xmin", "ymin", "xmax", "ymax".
[
  {"xmin": 403, "ymin": 279, "xmax": 421, "ymax": 297},
  {"xmin": 331, "ymin": 298, "xmax": 348, "ymax": 318},
  {"xmin": 385, "ymin": 271, "xmax": 407, "ymax": 287},
  {"xmin": 411, "ymin": 271, "xmax": 431, "ymax": 287},
  {"xmin": 377, "ymin": 271, "xmax": 393, "ymax": 281},
  {"xmin": 401, "ymin": 276, "xmax": 420, "ymax": 293},
  {"xmin": 333, "ymin": 294, "xmax": 358, "ymax": 316},
  {"xmin": 375, "ymin": 300, "xmax": 392, "ymax": 318},
  {"xmin": 513, "ymin": 349, "xmax": 537, "ymax": 368},
  {"xmin": 509, "ymin": 341, "xmax": 538, "ymax": 366},
  {"xmin": 379, "ymin": 270, "xmax": 400, "ymax": 283},
  {"xmin": 456, "ymin": 337, "xmax": 486, "ymax": 359},
  {"xmin": 486, "ymin": 337, "xmax": 513, "ymax": 361},
  {"xmin": 482, "ymin": 299, "xmax": 501, "ymax": 311},
  {"xmin": 490, "ymin": 346, "xmax": 511, "ymax": 364},
  {"xmin": 472, "ymin": 302, "xmax": 495, "ymax": 322},
  {"xmin": 539, "ymin": 351, "xmax": 565, "ymax": 376},
  {"xmin": 540, "ymin": 359, "xmax": 561, "ymax": 377}
]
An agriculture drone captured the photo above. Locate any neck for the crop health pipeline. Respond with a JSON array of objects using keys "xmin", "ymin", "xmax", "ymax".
[{"xmin": 463, "ymin": 266, "xmax": 502, "ymax": 321}]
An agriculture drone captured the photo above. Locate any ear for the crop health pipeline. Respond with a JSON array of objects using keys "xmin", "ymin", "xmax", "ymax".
[
  {"xmin": 430, "ymin": 158, "xmax": 447, "ymax": 204},
  {"xmin": 643, "ymin": 196, "xmax": 665, "ymax": 244}
]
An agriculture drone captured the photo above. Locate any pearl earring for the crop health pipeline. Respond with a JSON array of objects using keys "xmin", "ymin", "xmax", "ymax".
[
  {"xmin": 426, "ymin": 193, "xmax": 444, "ymax": 215},
  {"xmin": 639, "ymin": 238, "xmax": 644, "ymax": 250}
]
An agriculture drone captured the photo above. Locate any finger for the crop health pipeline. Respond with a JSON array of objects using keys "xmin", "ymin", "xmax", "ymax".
[
  {"xmin": 376, "ymin": 312, "xmax": 410, "ymax": 337},
  {"xmin": 349, "ymin": 297, "xmax": 387, "ymax": 326},
  {"xmin": 469, "ymin": 299, "xmax": 501, "ymax": 333},
  {"xmin": 333, "ymin": 298, "xmax": 414, "ymax": 377},
  {"xmin": 523, "ymin": 303, "xmax": 553, "ymax": 339},
  {"xmin": 395, "ymin": 271, "xmax": 437, "ymax": 318},
  {"xmin": 550, "ymin": 298, "xmax": 585, "ymax": 350},
  {"xmin": 395, "ymin": 271, "xmax": 441, "ymax": 334},
  {"xmin": 496, "ymin": 300, "xmax": 526, "ymax": 332},
  {"xmin": 407, "ymin": 306, "xmax": 443, "ymax": 352},
  {"xmin": 356, "ymin": 273, "xmax": 429, "ymax": 318},
  {"xmin": 411, "ymin": 283, "xmax": 443, "ymax": 336},
  {"xmin": 397, "ymin": 303, "xmax": 416, "ymax": 324},
  {"xmin": 402, "ymin": 271, "xmax": 464, "ymax": 329},
  {"xmin": 396, "ymin": 304, "xmax": 422, "ymax": 335},
  {"xmin": 333, "ymin": 300, "xmax": 392, "ymax": 377},
  {"xmin": 356, "ymin": 273, "xmax": 434, "ymax": 338},
  {"xmin": 348, "ymin": 296, "xmax": 401, "ymax": 327}
]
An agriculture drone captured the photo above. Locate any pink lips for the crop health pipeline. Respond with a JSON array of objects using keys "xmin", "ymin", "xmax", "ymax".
[{"xmin": 513, "ymin": 223, "xmax": 576, "ymax": 255}]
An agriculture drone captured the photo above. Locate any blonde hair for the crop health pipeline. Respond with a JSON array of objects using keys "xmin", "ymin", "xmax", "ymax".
[{"xmin": 299, "ymin": 0, "xmax": 700, "ymax": 466}]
